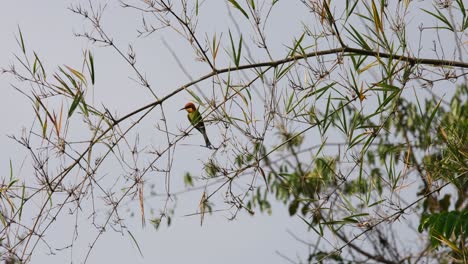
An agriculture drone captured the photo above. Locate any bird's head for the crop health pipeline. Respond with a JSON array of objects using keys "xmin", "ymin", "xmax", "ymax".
[{"xmin": 180, "ymin": 102, "xmax": 197, "ymax": 113}]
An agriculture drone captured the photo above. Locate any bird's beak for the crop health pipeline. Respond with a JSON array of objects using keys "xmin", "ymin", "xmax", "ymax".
[{"xmin": 179, "ymin": 107, "xmax": 186, "ymax": 111}]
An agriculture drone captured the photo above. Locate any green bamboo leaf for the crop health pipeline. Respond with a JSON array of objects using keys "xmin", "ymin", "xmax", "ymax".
[
  {"xmin": 88, "ymin": 51, "xmax": 95, "ymax": 85},
  {"xmin": 434, "ymin": 213, "xmax": 446, "ymax": 238},
  {"xmin": 249, "ymin": 0, "xmax": 255, "ymax": 9},
  {"xmin": 309, "ymin": 82, "xmax": 335, "ymax": 100},
  {"xmin": 9, "ymin": 159, "xmax": 13, "ymax": 180},
  {"xmin": 53, "ymin": 74, "xmax": 72, "ymax": 94},
  {"xmin": 186, "ymin": 89, "xmax": 203, "ymax": 105},
  {"xmin": 34, "ymin": 52, "xmax": 46, "ymax": 80},
  {"xmin": 371, "ymin": 0, "xmax": 383, "ymax": 34},
  {"xmin": 33, "ymin": 56, "xmax": 38, "ymax": 75},
  {"xmin": 275, "ymin": 63, "xmax": 294, "ymax": 80},
  {"xmin": 79, "ymin": 97, "xmax": 90, "ymax": 118},
  {"xmin": 7, "ymin": 180, "xmax": 18, "ymax": 190},
  {"xmin": 228, "ymin": 30, "xmax": 238, "ymax": 67},
  {"xmin": 58, "ymin": 67, "xmax": 79, "ymax": 91},
  {"xmin": 373, "ymin": 83, "xmax": 400, "ymax": 92},
  {"xmin": 349, "ymin": 54, "xmax": 367, "ymax": 71},
  {"xmin": 244, "ymin": 86, "xmax": 252, "ymax": 101},
  {"xmin": 345, "ymin": 0, "xmax": 359, "ymax": 22},
  {"xmin": 444, "ymin": 211, "xmax": 457, "ymax": 238},
  {"xmin": 375, "ymin": 90, "xmax": 400, "ymax": 112},
  {"xmin": 322, "ymin": 219, "xmax": 356, "ymax": 225},
  {"xmin": 340, "ymin": 105, "xmax": 348, "ymax": 135},
  {"xmin": 368, "ymin": 199, "xmax": 385, "ymax": 207},
  {"xmin": 285, "ymin": 92, "xmax": 295, "ymax": 114},
  {"xmin": 0, "ymin": 210, "xmax": 6, "ymax": 227},
  {"xmin": 419, "ymin": 215, "xmax": 431, "ymax": 232},
  {"xmin": 456, "ymin": 0, "xmax": 466, "ymax": 17},
  {"xmin": 298, "ymin": 215, "xmax": 322, "ymax": 236},
  {"xmin": 236, "ymin": 34, "xmax": 243, "ymax": 67},
  {"xmin": 184, "ymin": 172, "xmax": 194, "ymax": 187},
  {"xmin": 228, "ymin": 0, "xmax": 249, "ymax": 19},
  {"xmin": 321, "ymin": 93, "xmax": 332, "ymax": 134},
  {"xmin": 17, "ymin": 26, "xmax": 26, "ymax": 54},
  {"xmin": 68, "ymin": 92, "xmax": 82, "ymax": 118},
  {"xmin": 344, "ymin": 213, "xmax": 369, "ymax": 221},
  {"xmin": 18, "ymin": 183, "xmax": 26, "ymax": 221},
  {"xmin": 290, "ymin": 33, "xmax": 305, "ymax": 56},
  {"xmin": 422, "ymin": 8, "xmax": 455, "ymax": 32},
  {"xmin": 65, "ymin": 65, "xmax": 87, "ymax": 85},
  {"xmin": 349, "ymin": 132, "xmax": 369, "ymax": 149},
  {"xmin": 42, "ymin": 114, "xmax": 48, "ymax": 138},
  {"xmin": 453, "ymin": 212, "xmax": 462, "ymax": 238},
  {"xmin": 346, "ymin": 25, "xmax": 371, "ymax": 50},
  {"xmin": 425, "ymin": 98, "xmax": 442, "ymax": 132}
]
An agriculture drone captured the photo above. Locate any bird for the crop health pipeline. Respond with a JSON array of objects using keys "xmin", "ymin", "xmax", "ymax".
[{"xmin": 180, "ymin": 102, "xmax": 212, "ymax": 148}]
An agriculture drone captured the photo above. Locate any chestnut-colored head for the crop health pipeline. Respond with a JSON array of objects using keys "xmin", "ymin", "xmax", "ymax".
[{"xmin": 180, "ymin": 102, "xmax": 197, "ymax": 113}]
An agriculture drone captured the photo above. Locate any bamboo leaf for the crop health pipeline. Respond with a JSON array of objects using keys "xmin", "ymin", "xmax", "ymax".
[
  {"xmin": 33, "ymin": 56, "xmax": 38, "ymax": 75},
  {"xmin": 425, "ymin": 98, "xmax": 442, "ymax": 132},
  {"xmin": 285, "ymin": 92, "xmax": 295, "ymax": 114},
  {"xmin": 65, "ymin": 65, "xmax": 87, "ymax": 85},
  {"xmin": 18, "ymin": 183, "xmax": 26, "ymax": 221},
  {"xmin": 290, "ymin": 33, "xmax": 305, "ymax": 57},
  {"xmin": 68, "ymin": 92, "xmax": 82, "ymax": 118},
  {"xmin": 199, "ymin": 191, "xmax": 207, "ymax": 226},
  {"xmin": 368, "ymin": 199, "xmax": 385, "ymax": 207},
  {"xmin": 372, "ymin": 83, "xmax": 400, "ymax": 92},
  {"xmin": 358, "ymin": 60, "xmax": 379, "ymax": 73},
  {"xmin": 422, "ymin": 8, "xmax": 455, "ymax": 32},
  {"xmin": 298, "ymin": 215, "xmax": 322, "ymax": 236},
  {"xmin": 42, "ymin": 114, "xmax": 48, "ymax": 138},
  {"xmin": 345, "ymin": 0, "xmax": 359, "ymax": 22},
  {"xmin": 9, "ymin": 159, "xmax": 13, "ymax": 181},
  {"xmin": 228, "ymin": 30, "xmax": 238, "ymax": 67},
  {"xmin": 371, "ymin": 0, "xmax": 383, "ymax": 34},
  {"xmin": 59, "ymin": 67, "xmax": 79, "ymax": 91},
  {"xmin": 80, "ymin": 98, "xmax": 90, "ymax": 118},
  {"xmin": 249, "ymin": 0, "xmax": 255, "ymax": 9},
  {"xmin": 88, "ymin": 51, "xmax": 95, "ymax": 85},
  {"xmin": 34, "ymin": 52, "xmax": 46, "ymax": 80},
  {"xmin": 228, "ymin": 0, "xmax": 249, "ymax": 19},
  {"xmin": 54, "ymin": 74, "xmax": 73, "ymax": 94},
  {"xmin": 186, "ymin": 89, "xmax": 203, "ymax": 105},
  {"xmin": 346, "ymin": 25, "xmax": 371, "ymax": 50},
  {"xmin": 17, "ymin": 26, "xmax": 26, "ymax": 54},
  {"xmin": 236, "ymin": 34, "xmax": 243, "ymax": 67}
]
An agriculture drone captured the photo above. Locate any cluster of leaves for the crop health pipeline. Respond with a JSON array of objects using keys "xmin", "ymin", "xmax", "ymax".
[{"xmin": 419, "ymin": 210, "xmax": 467, "ymax": 260}]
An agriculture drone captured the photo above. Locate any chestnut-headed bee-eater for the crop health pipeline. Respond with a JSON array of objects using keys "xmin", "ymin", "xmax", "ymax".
[{"xmin": 180, "ymin": 102, "xmax": 212, "ymax": 148}]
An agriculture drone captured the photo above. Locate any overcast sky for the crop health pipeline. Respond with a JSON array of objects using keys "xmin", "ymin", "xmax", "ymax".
[
  {"xmin": 0, "ymin": 1, "xmax": 464, "ymax": 263},
  {"xmin": 0, "ymin": 1, "xmax": 315, "ymax": 263}
]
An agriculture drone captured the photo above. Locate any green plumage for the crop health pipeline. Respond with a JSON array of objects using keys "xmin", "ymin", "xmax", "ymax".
[{"xmin": 187, "ymin": 109, "xmax": 212, "ymax": 148}]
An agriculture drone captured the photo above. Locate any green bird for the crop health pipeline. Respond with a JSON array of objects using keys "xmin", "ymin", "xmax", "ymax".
[{"xmin": 180, "ymin": 102, "xmax": 212, "ymax": 148}]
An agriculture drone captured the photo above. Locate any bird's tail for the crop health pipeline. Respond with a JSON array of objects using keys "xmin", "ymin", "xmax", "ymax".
[{"xmin": 202, "ymin": 131, "xmax": 212, "ymax": 149}]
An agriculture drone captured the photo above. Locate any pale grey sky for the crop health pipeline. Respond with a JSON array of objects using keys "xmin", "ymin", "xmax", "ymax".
[
  {"xmin": 0, "ymin": 1, "xmax": 312, "ymax": 263},
  {"xmin": 0, "ymin": 1, "xmax": 464, "ymax": 264}
]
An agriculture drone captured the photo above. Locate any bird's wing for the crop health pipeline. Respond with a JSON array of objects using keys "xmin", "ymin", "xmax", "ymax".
[{"xmin": 190, "ymin": 111, "xmax": 204, "ymax": 128}]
